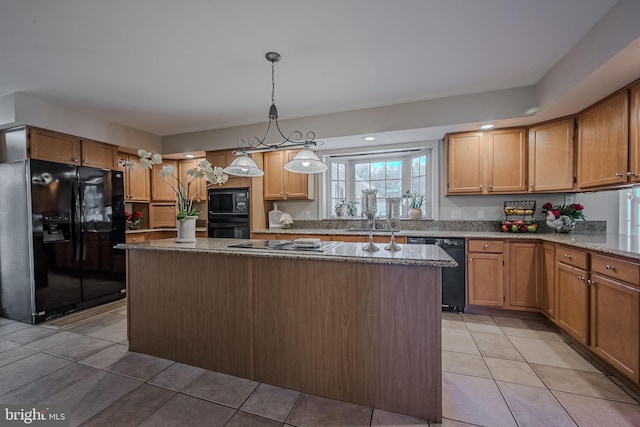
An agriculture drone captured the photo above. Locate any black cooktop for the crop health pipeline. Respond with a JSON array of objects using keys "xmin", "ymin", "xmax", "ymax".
[{"xmin": 228, "ymin": 240, "xmax": 341, "ymax": 252}]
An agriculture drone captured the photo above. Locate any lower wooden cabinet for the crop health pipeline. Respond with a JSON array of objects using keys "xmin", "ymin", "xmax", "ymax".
[
  {"xmin": 125, "ymin": 233, "xmax": 147, "ymax": 243},
  {"xmin": 589, "ymin": 273, "xmax": 640, "ymax": 382},
  {"xmin": 540, "ymin": 243, "xmax": 556, "ymax": 318},
  {"xmin": 509, "ymin": 242, "xmax": 540, "ymax": 308},
  {"xmin": 468, "ymin": 252, "xmax": 504, "ymax": 307},
  {"xmin": 556, "ymin": 262, "xmax": 590, "ymax": 345}
]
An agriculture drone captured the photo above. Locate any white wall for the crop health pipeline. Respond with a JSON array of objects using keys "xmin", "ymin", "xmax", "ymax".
[
  {"xmin": 9, "ymin": 93, "xmax": 162, "ymax": 152},
  {"xmin": 0, "ymin": 93, "xmax": 16, "ymax": 125}
]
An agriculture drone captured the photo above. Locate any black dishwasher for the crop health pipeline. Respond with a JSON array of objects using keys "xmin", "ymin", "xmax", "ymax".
[{"xmin": 407, "ymin": 237, "xmax": 465, "ymax": 311}]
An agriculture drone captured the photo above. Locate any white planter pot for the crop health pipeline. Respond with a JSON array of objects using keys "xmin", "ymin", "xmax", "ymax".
[
  {"xmin": 409, "ymin": 208, "xmax": 422, "ymax": 220},
  {"xmin": 176, "ymin": 215, "xmax": 198, "ymax": 243}
]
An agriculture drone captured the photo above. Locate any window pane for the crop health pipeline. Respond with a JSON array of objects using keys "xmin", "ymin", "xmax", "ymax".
[
  {"xmin": 370, "ymin": 162, "xmax": 385, "ymax": 180},
  {"xmin": 355, "ymin": 163, "xmax": 369, "ymax": 181},
  {"xmin": 419, "ymin": 156, "xmax": 426, "ymax": 175},
  {"xmin": 370, "ymin": 181, "xmax": 385, "ymax": 198},
  {"xmin": 411, "ymin": 158, "xmax": 419, "ymax": 176},
  {"xmin": 411, "ymin": 178, "xmax": 420, "ymax": 194},
  {"xmin": 386, "ymin": 161, "xmax": 402, "ymax": 179},
  {"xmin": 387, "ymin": 180, "xmax": 402, "ymax": 197},
  {"xmin": 331, "ymin": 163, "xmax": 338, "ymax": 180},
  {"xmin": 376, "ymin": 200, "xmax": 386, "ymax": 216},
  {"xmin": 338, "ymin": 163, "xmax": 345, "ymax": 180}
]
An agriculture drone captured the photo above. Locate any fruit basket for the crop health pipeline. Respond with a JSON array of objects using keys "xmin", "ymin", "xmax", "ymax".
[{"xmin": 501, "ymin": 200, "xmax": 538, "ymax": 233}]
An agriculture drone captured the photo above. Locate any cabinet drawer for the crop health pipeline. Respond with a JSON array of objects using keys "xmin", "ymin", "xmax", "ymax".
[
  {"xmin": 468, "ymin": 240, "xmax": 504, "ymax": 253},
  {"xmin": 126, "ymin": 233, "xmax": 147, "ymax": 243},
  {"xmin": 591, "ymin": 253, "xmax": 639, "ymax": 285},
  {"xmin": 555, "ymin": 246, "xmax": 589, "ymax": 270}
]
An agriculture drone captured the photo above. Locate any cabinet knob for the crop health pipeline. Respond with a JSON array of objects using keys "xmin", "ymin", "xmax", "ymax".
[
  {"xmin": 72, "ymin": 158, "xmax": 79, "ymax": 162},
  {"xmin": 529, "ymin": 184, "xmax": 534, "ymax": 188},
  {"xmin": 577, "ymin": 275, "xmax": 584, "ymax": 281},
  {"xmin": 469, "ymin": 258, "xmax": 473, "ymax": 262},
  {"xmin": 615, "ymin": 172, "xmax": 623, "ymax": 177},
  {"xmin": 479, "ymin": 185, "xmax": 483, "ymax": 190},
  {"xmin": 628, "ymin": 172, "xmax": 636, "ymax": 177},
  {"xmin": 605, "ymin": 264, "xmax": 615, "ymax": 270},
  {"xmin": 483, "ymin": 244, "xmax": 489, "ymax": 249},
  {"xmin": 564, "ymin": 254, "xmax": 572, "ymax": 259},
  {"xmin": 489, "ymin": 184, "xmax": 493, "ymax": 190}
]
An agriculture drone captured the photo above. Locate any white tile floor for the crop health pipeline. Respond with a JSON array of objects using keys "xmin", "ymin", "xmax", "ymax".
[{"xmin": 0, "ymin": 306, "xmax": 639, "ymax": 426}]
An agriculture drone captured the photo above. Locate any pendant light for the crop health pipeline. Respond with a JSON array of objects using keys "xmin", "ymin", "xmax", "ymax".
[{"xmin": 224, "ymin": 51, "xmax": 326, "ymax": 176}]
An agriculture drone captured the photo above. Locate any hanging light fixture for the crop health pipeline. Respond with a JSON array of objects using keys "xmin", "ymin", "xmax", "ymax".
[{"xmin": 224, "ymin": 52, "xmax": 327, "ymax": 177}]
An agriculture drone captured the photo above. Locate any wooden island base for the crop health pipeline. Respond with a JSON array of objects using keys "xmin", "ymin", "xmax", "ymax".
[{"xmin": 126, "ymin": 247, "xmax": 442, "ymax": 422}]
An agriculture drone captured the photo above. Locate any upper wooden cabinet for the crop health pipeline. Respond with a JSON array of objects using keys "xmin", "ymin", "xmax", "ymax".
[
  {"xmin": 28, "ymin": 127, "xmax": 81, "ymax": 165},
  {"xmin": 629, "ymin": 83, "xmax": 640, "ymax": 184},
  {"xmin": 179, "ymin": 158, "xmax": 206, "ymax": 202},
  {"xmin": 27, "ymin": 127, "xmax": 116, "ymax": 170},
  {"xmin": 528, "ymin": 118, "xmax": 575, "ymax": 192},
  {"xmin": 486, "ymin": 128, "xmax": 527, "ymax": 193},
  {"xmin": 151, "ymin": 159, "xmax": 178, "ymax": 201},
  {"xmin": 446, "ymin": 129, "xmax": 526, "ymax": 195},
  {"xmin": 80, "ymin": 139, "xmax": 116, "ymax": 169},
  {"xmin": 263, "ymin": 150, "xmax": 314, "ymax": 200},
  {"xmin": 117, "ymin": 152, "xmax": 150, "ymax": 202},
  {"xmin": 446, "ymin": 132, "xmax": 484, "ymax": 194},
  {"xmin": 577, "ymin": 91, "xmax": 629, "ymax": 189}
]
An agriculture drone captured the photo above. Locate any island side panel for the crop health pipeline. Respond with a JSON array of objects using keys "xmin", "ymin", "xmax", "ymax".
[
  {"xmin": 252, "ymin": 257, "xmax": 442, "ymax": 422},
  {"xmin": 126, "ymin": 249, "xmax": 254, "ymax": 378}
]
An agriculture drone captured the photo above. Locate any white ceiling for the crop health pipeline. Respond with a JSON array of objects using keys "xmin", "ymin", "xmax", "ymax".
[{"xmin": 0, "ymin": 0, "xmax": 623, "ymax": 138}]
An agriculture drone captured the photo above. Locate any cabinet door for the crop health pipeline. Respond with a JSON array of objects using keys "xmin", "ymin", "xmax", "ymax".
[
  {"xmin": 486, "ymin": 128, "xmax": 527, "ymax": 193},
  {"xmin": 28, "ymin": 127, "xmax": 81, "ymax": 165},
  {"xmin": 541, "ymin": 243, "xmax": 556, "ymax": 319},
  {"xmin": 148, "ymin": 204, "xmax": 176, "ymax": 228},
  {"xmin": 151, "ymin": 160, "xmax": 178, "ymax": 201},
  {"xmin": 127, "ymin": 155, "xmax": 151, "ymax": 201},
  {"xmin": 179, "ymin": 159, "xmax": 206, "ymax": 202},
  {"xmin": 630, "ymin": 84, "xmax": 640, "ymax": 183},
  {"xmin": 509, "ymin": 242, "xmax": 540, "ymax": 308},
  {"xmin": 446, "ymin": 132, "xmax": 484, "ymax": 194},
  {"xmin": 556, "ymin": 262, "xmax": 589, "ymax": 345},
  {"xmin": 577, "ymin": 91, "xmax": 629, "ymax": 189},
  {"xmin": 283, "ymin": 150, "xmax": 310, "ymax": 199},
  {"xmin": 81, "ymin": 139, "xmax": 116, "ymax": 169},
  {"xmin": 263, "ymin": 151, "xmax": 285, "ymax": 200},
  {"xmin": 468, "ymin": 253, "xmax": 503, "ymax": 306},
  {"xmin": 528, "ymin": 119, "xmax": 575, "ymax": 192},
  {"xmin": 590, "ymin": 273, "xmax": 640, "ymax": 382}
]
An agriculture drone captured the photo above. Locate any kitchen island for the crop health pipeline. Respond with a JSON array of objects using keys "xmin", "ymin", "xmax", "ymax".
[{"xmin": 117, "ymin": 238, "xmax": 456, "ymax": 422}]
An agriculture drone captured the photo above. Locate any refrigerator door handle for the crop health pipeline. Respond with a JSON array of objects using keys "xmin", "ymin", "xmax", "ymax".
[{"xmin": 71, "ymin": 180, "xmax": 81, "ymax": 261}]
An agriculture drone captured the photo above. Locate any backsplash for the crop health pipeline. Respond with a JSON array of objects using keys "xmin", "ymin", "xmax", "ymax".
[{"xmin": 290, "ymin": 219, "xmax": 607, "ymax": 234}]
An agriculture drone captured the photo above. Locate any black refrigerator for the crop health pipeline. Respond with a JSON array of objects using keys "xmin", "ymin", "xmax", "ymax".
[{"xmin": 0, "ymin": 159, "xmax": 126, "ymax": 324}]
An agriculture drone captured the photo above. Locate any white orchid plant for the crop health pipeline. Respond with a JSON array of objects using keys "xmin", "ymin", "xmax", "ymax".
[
  {"xmin": 280, "ymin": 213, "xmax": 294, "ymax": 225},
  {"xmin": 136, "ymin": 150, "xmax": 229, "ymax": 221}
]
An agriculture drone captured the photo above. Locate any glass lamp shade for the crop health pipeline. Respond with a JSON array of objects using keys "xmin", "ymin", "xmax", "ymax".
[
  {"xmin": 284, "ymin": 148, "xmax": 328, "ymax": 174},
  {"xmin": 223, "ymin": 153, "xmax": 264, "ymax": 177}
]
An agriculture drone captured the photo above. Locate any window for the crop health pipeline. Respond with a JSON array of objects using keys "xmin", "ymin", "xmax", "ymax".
[{"xmin": 323, "ymin": 141, "xmax": 439, "ymax": 219}]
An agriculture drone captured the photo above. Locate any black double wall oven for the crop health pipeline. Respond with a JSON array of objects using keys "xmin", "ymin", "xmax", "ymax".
[{"xmin": 207, "ymin": 187, "xmax": 250, "ymax": 239}]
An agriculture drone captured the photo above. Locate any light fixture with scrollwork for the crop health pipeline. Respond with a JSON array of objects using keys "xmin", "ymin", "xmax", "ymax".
[{"xmin": 223, "ymin": 52, "xmax": 327, "ymax": 177}]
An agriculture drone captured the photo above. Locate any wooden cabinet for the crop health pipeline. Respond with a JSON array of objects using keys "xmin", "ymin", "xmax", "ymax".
[
  {"xmin": 446, "ymin": 129, "xmax": 526, "ymax": 195},
  {"xmin": 588, "ymin": 253, "xmax": 640, "ymax": 382},
  {"xmin": 467, "ymin": 240, "xmax": 504, "ymax": 307},
  {"xmin": 118, "ymin": 152, "xmax": 150, "ymax": 202},
  {"xmin": 149, "ymin": 203, "xmax": 176, "ymax": 228},
  {"xmin": 446, "ymin": 132, "xmax": 484, "ymax": 194},
  {"xmin": 28, "ymin": 127, "xmax": 116, "ymax": 169},
  {"xmin": 528, "ymin": 118, "xmax": 576, "ymax": 192},
  {"xmin": 630, "ymin": 83, "xmax": 640, "ymax": 183},
  {"xmin": 555, "ymin": 246, "xmax": 589, "ymax": 345},
  {"xmin": 577, "ymin": 91, "xmax": 629, "ymax": 189},
  {"xmin": 151, "ymin": 159, "xmax": 178, "ymax": 201},
  {"xmin": 263, "ymin": 150, "xmax": 314, "ymax": 200},
  {"xmin": 486, "ymin": 128, "xmax": 527, "ymax": 193},
  {"xmin": 540, "ymin": 243, "xmax": 556, "ymax": 319},
  {"xmin": 80, "ymin": 139, "xmax": 116, "ymax": 169},
  {"xmin": 125, "ymin": 233, "xmax": 147, "ymax": 243},
  {"xmin": 508, "ymin": 242, "xmax": 540, "ymax": 308},
  {"xmin": 28, "ymin": 127, "xmax": 81, "ymax": 165},
  {"xmin": 179, "ymin": 158, "xmax": 206, "ymax": 202}
]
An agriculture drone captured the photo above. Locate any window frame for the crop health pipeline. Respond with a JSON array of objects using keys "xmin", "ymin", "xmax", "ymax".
[{"xmin": 321, "ymin": 141, "xmax": 439, "ymax": 220}]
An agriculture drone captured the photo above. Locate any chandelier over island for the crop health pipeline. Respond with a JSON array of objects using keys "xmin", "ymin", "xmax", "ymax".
[{"xmin": 223, "ymin": 52, "xmax": 327, "ymax": 177}]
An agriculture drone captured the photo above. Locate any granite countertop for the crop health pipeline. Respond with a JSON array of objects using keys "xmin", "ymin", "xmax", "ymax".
[
  {"xmin": 116, "ymin": 238, "xmax": 457, "ymax": 267},
  {"xmin": 252, "ymin": 228, "xmax": 640, "ymax": 261},
  {"xmin": 126, "ymin": 227, "xmax": 207, "ymax": 234}
]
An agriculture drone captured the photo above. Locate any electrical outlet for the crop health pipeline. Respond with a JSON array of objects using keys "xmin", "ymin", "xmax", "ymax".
[
  {"xmin": 305, "ymin": 211, "xmax": 311, "ymax": 220},
  {"xmin": 477, "ymin": 209, "xmax": 485, "ymax": 219},
  {"xmin": 564, "ymin": 195, "xmax": 576, "ymax": 205},
  {"xmin": 451, "ymin": 210, "xmax": 461, "ymax": 219}
]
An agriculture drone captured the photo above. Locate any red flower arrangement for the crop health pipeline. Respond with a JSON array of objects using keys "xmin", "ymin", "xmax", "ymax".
[
  {"xmin": 125, "ymin": 211, "xmax": 143, "ymax": 229},
  {"xmin": 542, "ymin": 202, "xmax": 585, "ymax": 220}
]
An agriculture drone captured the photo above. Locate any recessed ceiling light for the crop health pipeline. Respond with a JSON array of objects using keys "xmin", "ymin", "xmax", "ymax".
[
  {"xmin": 363, "ymin": 136, "xmax": 377, "ymax": 141},
  {"xmin": 480, "ymin": 124, "xmax": 494, "ymax": 130},
  {"xmin": 184, "ymin": 154, "xmax": 195, "ymax": 158}
]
